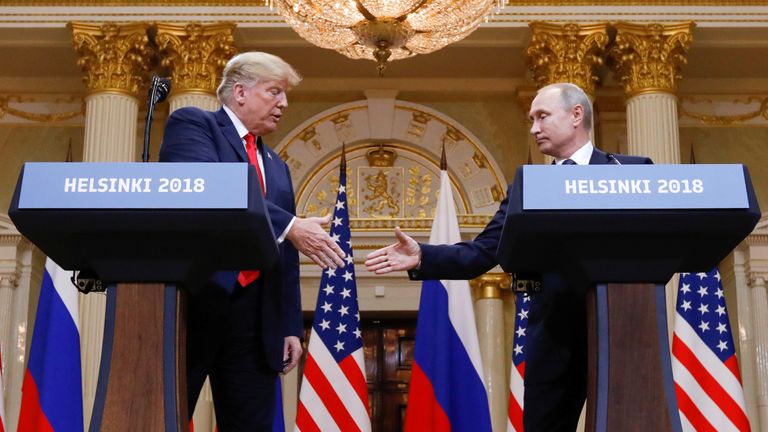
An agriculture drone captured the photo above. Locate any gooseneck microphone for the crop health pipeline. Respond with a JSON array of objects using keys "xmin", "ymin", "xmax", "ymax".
[
  {"xmin": 142, "ymin": 76, "xmax": 172, "ymax": 162},
  {"xmin": 606, "ymin": 153, "xmax": 622, "ymax": 165}
]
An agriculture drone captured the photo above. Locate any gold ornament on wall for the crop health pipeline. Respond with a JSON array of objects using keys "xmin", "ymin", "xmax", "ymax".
[
  {"xmin": 526, "ymin": 22, "xmax": 610, "ymax": 95},
  {"xmin": 155, "ymin": 22, "xmax": 238, "ymax": 94},
  {"xmin": 70, "ymin": 22, "xmax": 155, "ymax": 97},
  {"xmin": 608, "ymin": 22, "xmax": 694, "ymax": 96}
]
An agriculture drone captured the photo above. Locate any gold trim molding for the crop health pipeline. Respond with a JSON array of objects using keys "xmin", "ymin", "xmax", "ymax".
[
  {"xmin": 0, "ymin": 95, "xmax": 85, "ymax": 122},
  {"xmin": 470, "ymin": 273, "xmax": 512, "ymax": 300},
  {"xmin": 156, "ymin": 22, "xmax": 238, "ymax": 94},
  {"xmin": 608, "ymin": 22, "xmax": 695, "ymax": 96},
  {"xmin": 679, "ymin": 96, "xmax": 768, "ymax": 126},
  {"xmin": 526, "ymin": 22, "xmax": 609, "ymax": 95},
  {"xmin": 70, "ymin": 22, "xmax": 155, "ymax": 97}
]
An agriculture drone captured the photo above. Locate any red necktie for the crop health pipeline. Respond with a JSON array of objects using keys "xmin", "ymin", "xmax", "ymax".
[{"xmin": 238, "ymin": 132, "xmax": 265, "ymax": 287}]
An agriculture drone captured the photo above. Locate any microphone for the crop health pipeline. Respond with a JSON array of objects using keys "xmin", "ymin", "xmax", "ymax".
[
  {"xmin": 606, "ymin": 153, "xmax": 622, "ymax": 165},
  {"xmin": 142, "ymin": 76, "xmax": 172, "ymax": 163}
]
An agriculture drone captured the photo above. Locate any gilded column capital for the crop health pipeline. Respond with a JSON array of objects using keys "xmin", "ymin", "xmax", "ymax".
[
  {"xmin": 70, "ymin": 22, "xmax": 154, "ymax": 97},
  {"xmin": 609, "ymin": 22, "xmax": 695, "ymax": 97},
  {"xmin": 526, "ymin": 22, "xmax": 610, "ymax": 95},
  {"xmin": 156, "ymin": 22, "xmax": 238, "ymax": 95},
  {"xmin": 470, "ymin": 273, "xmax": 511, "ymax": 300}
]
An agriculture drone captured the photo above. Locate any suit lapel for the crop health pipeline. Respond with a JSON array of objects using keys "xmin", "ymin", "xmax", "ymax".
[
  {"xmin": 259, "ymin": 137, "xmax": 278, "ymax": 200},
  {"xmin": 214, "ymin": 108, "xmax": 248, "ymax": 162}
]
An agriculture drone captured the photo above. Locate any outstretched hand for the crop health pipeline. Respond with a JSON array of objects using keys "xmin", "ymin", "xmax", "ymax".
[
  {"xmin": 365, "ymin": 227, "xmax": 421, "ymax": 274},
  {"xmin": 286, "ymin": 214, "xmax": 346, "ymax": 269}
]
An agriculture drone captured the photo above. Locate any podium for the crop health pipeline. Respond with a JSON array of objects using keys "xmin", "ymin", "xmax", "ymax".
[
  {"xmin": 9, "ymin": 162, "xmax": 278, "ymax": 432},
  {"xmin": 496, "ymin": 164, "xmax": 761, "ymax": 431}
]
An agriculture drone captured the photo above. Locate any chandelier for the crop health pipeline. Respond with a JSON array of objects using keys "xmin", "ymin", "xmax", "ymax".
[{"xmin": 275, "ymin": 0, "xmax": 507, "ymax": 76}]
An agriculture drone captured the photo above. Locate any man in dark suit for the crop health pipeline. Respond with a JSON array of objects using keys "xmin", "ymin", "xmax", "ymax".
[
  {"xmin": 160, "ymin": 52, "xmax": 346, "ymax": 431},
  {"xmin": 365, "ymin": 83, "xmax": 652, "ymax": 431}
]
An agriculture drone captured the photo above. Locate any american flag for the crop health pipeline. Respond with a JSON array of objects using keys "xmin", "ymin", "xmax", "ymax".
[
  {"xmin": 295, "ymin": 149, "xmax": 371, "ymax": 432},
  {"xmin": 672, "ymin": 269, "xmax": 751, "ymax": 431},
  {"xmin": 507, "ymin": 292, "xmax": 529, "ymax": 432}
]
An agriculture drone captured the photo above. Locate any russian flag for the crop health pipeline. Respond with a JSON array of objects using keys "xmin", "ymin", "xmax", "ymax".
[
  {"xmin": 404, "ymin": 169, "xmax": 492, "ymax": 431},
  {"xmin": 18, "ymin": 259, "xmax": 83, "ymax": 431}
]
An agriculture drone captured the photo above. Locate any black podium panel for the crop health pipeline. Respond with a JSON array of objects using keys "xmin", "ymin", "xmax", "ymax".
[
  {"xmin": 496, "ymin": 165, "xmax": 761, "ymax": 283},
  {"xmin": 9, "ymin": 165, "xmax": 278, "ymax": 283}
]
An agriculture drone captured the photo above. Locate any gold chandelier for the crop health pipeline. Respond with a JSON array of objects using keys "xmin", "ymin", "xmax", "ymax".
[{"xmin": 275, "ymin": 0, "xmax": 507, "ymax": 76}]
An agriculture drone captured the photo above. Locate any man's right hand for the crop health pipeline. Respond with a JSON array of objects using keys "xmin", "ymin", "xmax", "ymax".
[
  {"xmin": 364, "ymin": 227, "xmax": 421, "ymax": 274},
  {"xmin": 286, "ymin": 214, "xmax": 346, "ymax": 269}
]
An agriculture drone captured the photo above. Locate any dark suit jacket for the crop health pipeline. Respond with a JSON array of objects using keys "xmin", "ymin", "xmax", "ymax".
[
  {"xmin": 409, "ymin": 148, "xmax": 653, "ymax": 385},
  {"xmin": 159, "ymin": 106, "xmax": 303, "ymax": 371}
]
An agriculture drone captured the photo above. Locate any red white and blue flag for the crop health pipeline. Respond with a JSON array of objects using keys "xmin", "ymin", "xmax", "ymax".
[
  {"xmin": 18, "ymin": 259, "xmax": 83, "ymax": 431},
  {"xmin": 672, "ymin": 269, "xmax": 751, "ymax": 431},
  {"xmin": 295, "ymin": 153, "xmax": 371, "ymax": 432},
  {"xmin": 507, "ymin": 293, "xmax": 530, "ymax": 432},
  {"xmin": 404, "ymin": 168, "xmax": 492, "ymax": 431}
]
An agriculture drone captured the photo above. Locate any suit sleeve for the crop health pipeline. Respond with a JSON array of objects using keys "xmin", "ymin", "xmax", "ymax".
[
  {"xmin": 409, "ymin": 185, "xmax": 511, "ymax": 281},
  {"xmin": 279, "ymin": 162, "xmax": 303, "ymax": 338}
]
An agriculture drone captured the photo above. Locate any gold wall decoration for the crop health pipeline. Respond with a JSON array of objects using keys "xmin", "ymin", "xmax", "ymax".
[
  {"xmin": 470, "ymin": 273, "xmax": 512, "ymax": 300},
  {"xmin": 609, "ymin": 22, "xmax": 694, "ymax": 96},
  {"xmin": 70, "ymin": 22, "xmax": 154, "ymax": 97},
  {"xmin": 679, "ymin": 96, "xmax": 768, "ymax": 126},
  {"xmin": 362, "ymin": 167, "xmax": 402, "ymax": 218},
  {"xmin": 0, "ymin": 95, "xmax": 84, "ymax": 123},
  {"xmin": 366, "ymin": 144, "xmax": 397, "ymax": 167},
  {"xmin": 526, "ymin": 22, "xmax": 610, "ymax": 95},
  {"xmin": 155, "ymin": 22, "xmax": 237, "ymax": 94}
]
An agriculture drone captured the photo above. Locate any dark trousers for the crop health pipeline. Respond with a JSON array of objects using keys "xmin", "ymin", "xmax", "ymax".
[
  {"xmin": 186, "ymin": 281, "xmax": 277, "ymax": 431},
  {"xmin": 523, "ymin": 273, "xmax": 589, "ymax": 431}
]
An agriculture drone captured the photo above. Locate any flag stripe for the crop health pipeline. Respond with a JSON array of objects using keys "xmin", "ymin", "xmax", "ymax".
[
  {"xmin": 304, "ymin": 354, "xmax": 360, "ymax": 432},
  {"xmin": 674, "ymin": 382, "xmax": 717, "ymax": 432},
  {"xmin": 673, "ymin": 335, "xmax": 750, "ymax": 430},
  {"xmin": 671, "ymin": 270, "xmax": 750, "ymax": 432},
  {"xmin": 406, "ymin": 169, "xmax": 491, "ymax": 432},
  {"xmin": 296, "ymin": 401, "xmax": 323, "ymax": 432},
  {"xmin": 296, "ymin": 165, "xmax": 370, "ymax": 432},
  {"xmin": 338, "ymin": 354, "xmax": 368, "ymax": 408},
  {"xmin": 508, "ymin": 389, "xmax": 524, "ymax": 432},
  {"xmin": 412, "ymin": 280, "xmax": 493, "ymax": 431},
  {"xmin": 672, "ymin": 344, "xmax": 749, "ymax": 430},
  {"xmin": 304, "ymin": 335, "xmax": 369, "ymax": 429},
  {"xmin": 19, "ymin": 262, "xmax": 83, "ymax": 431},
  {"xmin": 404, "ymin": 362, "xmax": 451, "ymax": 432},
  {"xmin": 17, "ymin": 370, "xmax": 54, "ymax": 432}
]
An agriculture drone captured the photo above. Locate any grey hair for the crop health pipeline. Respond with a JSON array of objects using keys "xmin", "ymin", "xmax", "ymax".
[
  {"xmin": 538, "ymin": 82, "xmax": 593, "ymax": 132},
  {"xmin": 217, "ymin": 52, "xmax": 302, "ymax": 104}
]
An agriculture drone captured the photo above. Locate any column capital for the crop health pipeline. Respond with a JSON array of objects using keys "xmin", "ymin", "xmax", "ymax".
[
  {"xmin": 747, "ymin": 272, "xmax": 768, "ymax": 288},
  {"xmin": 526, "ymin": 22, "xmax": 610, "ymax": 95},
  {"xmin": 470, "ymin": 273, "xmax": 511, "ymax": 300},
  {"xmin": 69, "ymin": 22, "xmax": 155, "ymax": 98},
  {"xmin": 156, "ymin": 22, "xmax": 238, "ymax": 95},
  {"xmin": 609, "ymin": 22, "xmax": 695, "ymax": 97}
]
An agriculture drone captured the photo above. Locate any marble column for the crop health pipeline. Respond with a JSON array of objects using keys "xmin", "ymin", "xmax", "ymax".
[
  {"xmin": 748, "ymin": 272, "xmax": 768, "ymax": 431},
  {"xmin": 156, "ymin": 22, "xmax": 237, "ymax": 113},
  {"xmin": 155, "ymin": 22, "xmax": 237, "ymax": 431},
  {"xmin": 608, "ymin": 22, "xmax": 694, "ymax": 164},
  {"xmin": 608, "ymin": 21, "xmax": 694, "ymax": 339},
  {"xmin": 472, "ymin": 273, "xmax": 511, "ymax": 432},
  {"xmin": 69, "ymin": 22, "xmax": 154, "ymax": 427}
]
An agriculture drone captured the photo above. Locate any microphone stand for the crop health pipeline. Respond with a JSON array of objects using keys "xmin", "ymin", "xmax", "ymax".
[{"xmin": 142, "ymin": 76, "xmax": 171, "ymax": 162}]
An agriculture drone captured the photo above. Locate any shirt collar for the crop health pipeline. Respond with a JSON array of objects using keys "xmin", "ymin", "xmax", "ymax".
[
  {"xmin": 222, "ymin": 104, "xmax": 250, "ymax": 140},
  {"xmin": 554, "ymin": 141, "xmax": 593, "ymax": 165}
]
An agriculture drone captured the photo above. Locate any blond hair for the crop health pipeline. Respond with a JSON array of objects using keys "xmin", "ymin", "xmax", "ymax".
[{"xmin": 217, "ymin": 52, "xmax": 302, "ymax": 104}]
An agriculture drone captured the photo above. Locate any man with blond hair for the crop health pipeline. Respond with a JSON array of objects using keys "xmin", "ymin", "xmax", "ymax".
[{"xmin": 161, "ymin": 52, "xmax": 346, "ymax": 430}]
